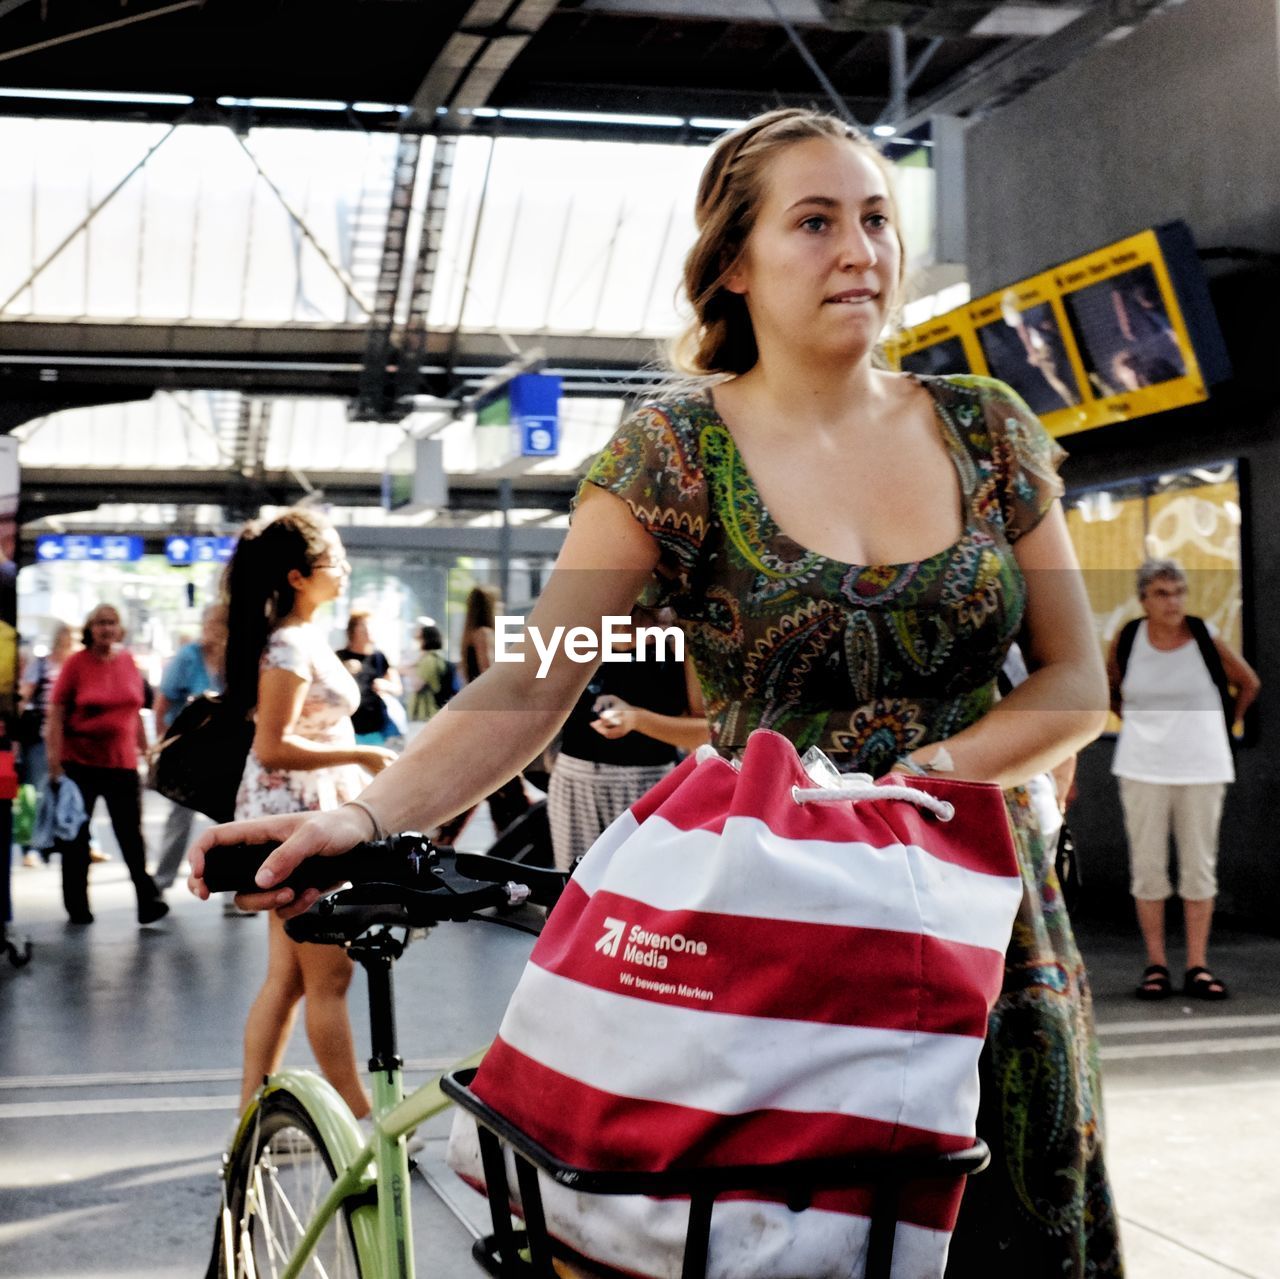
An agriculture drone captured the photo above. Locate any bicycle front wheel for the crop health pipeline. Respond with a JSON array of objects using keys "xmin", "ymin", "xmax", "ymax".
[{"xmin": 213, "ymin": 1089, "xmax": 368, "ymax": 1279}]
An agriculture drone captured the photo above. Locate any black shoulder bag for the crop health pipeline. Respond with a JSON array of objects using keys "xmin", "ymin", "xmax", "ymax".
[{"xmin": 150, "ymin": 694, "xmax": 254, "ymax": 824}]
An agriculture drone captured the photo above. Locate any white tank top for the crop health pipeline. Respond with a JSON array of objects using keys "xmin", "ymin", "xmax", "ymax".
[{"xmin": 1112, "ymin": 622, "xmax": 1234, "ymax": 785}]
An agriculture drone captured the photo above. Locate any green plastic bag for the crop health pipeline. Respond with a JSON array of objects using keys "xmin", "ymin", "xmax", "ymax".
[{"xmin": 12, "ymin": 783, "xmax": 36, "ymax": 848}]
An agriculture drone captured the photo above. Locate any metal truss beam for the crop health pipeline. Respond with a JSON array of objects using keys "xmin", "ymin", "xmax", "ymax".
[
  {"xmin": 0, "ymin": 125, "xmax": 177, "ymax": 315},
  {"xmin": 0, "ymin": 94, "xmax": 890, "ymax": 140},
  {"xmin": 393, "ymin": 135, "xmax": 459, "ymax": 408},
  {"xmin": 0, "ymin": 0, "xmax": 201, "ymax": 66},
  {"xmin": 0, "ymin": 320, "xmax": 662, "ymax": 427},
  {"xmin": 17, "ymin": 466, "xmax": 576, "ymax": 525},
  {"xmin": 233, "ymin": 135, "xmax": 372, "ymax": 318},
  {"xmin": 409, "ymin": 0, "xmax": 561, "ymax": 123},
  {"xmin": 355, "ymin": 133, "xmax": 425, "ymax": 419},
  {"xmin": 895, "ymin": 1, "xmax": 1170, "ymax": 133},
  {"xmin": 574, "ymin": 0, "xmax": 825, "ymax": 20}
]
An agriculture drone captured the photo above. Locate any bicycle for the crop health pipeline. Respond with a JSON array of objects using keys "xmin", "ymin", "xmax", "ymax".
[
  {"xmin": 201, "ymin": 834, "xmax": 990, "ymax": 1279},
  {"xmin": 202, "ymin": 833, "xmax": 567, "ymax": 1279}
]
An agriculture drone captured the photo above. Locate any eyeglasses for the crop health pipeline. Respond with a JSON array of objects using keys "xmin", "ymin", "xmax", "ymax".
[
  {"xmin": 312, "ymin": 556, "xmax": 350, "ymax": 572},
  {"xmin": 1146, "ymin": 584, "xmax": 1187, "ymax": 600}
]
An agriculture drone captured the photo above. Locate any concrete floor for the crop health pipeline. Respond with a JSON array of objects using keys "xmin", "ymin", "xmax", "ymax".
[{"xmin": 2, "ymin": 792, "xmax": 1279, "ymax": 1278}]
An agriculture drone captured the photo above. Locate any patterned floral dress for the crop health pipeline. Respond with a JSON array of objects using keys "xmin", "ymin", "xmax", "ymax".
[
  {"xmin": 579, "ymin": 373, "xmax": 1124, "ymax": 1277},
  {"xmin": 235, "ymin": 623, "xmax": 367, "ymax": 821}
]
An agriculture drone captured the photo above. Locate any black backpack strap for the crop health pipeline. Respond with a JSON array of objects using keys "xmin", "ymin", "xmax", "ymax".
[
  {"xmin": 1185, "ymin": 615, "xmax": 1234, "ymax": 728},
  {"xmin": 1115, "ymin": 618, "xmax": 1141, "ymax": 681},
  {"xmin": 1110, "ymin": 618, "xmax": 1141, "ymax": 716}
]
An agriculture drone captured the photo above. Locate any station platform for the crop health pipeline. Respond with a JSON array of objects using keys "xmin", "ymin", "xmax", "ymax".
[{"xmin": 1, "ymin": 792, "xmax": 1277, "ymax": 1278}]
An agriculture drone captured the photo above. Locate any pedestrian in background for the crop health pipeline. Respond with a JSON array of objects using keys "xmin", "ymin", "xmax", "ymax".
[
  {"xmin": 548, "ymin": 608, "xmax": 708, "ymax": 870},
  {"xmin": 44, "ymin": 604, "xmax": 166, "ymax": 926},
  {"xmin": 224, "ymin": 509, "xmax": 394, "ymax": 1117},
  {"xmin": 409, "ymin": 621, "xmax": 456, "ymax": 722},
  {"xmin": 1109, "ymin": 558, "xmax": 1260, "ymax": 1000},
  {"xmin": 336, "ymin": 610, "xmax": 403, "ymax": 745},
  {"xmin": 17, "ymin": 620, "xmax": 75, "ymax": 867},
  {"xmin": 435, "ymin": 585, "xmax": 530, "ymax": 844},
  {"xmin": 149, "ymin": 603, "xmax": 228, "ymax": 891}
]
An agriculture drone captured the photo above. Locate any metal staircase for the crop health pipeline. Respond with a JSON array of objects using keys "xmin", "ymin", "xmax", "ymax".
[
  {"xmin": 394, "ymin": 135, "xmax": 458, "ymax": 407},
  {"xmin": 354, "ymin": 133, "xmax": 424, "ymax": 421}
]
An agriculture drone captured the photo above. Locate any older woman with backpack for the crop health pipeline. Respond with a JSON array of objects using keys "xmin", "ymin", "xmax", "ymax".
[{"xmin": 1108, "ymin": 558, "xmax": 1260, "ymax": 1001}]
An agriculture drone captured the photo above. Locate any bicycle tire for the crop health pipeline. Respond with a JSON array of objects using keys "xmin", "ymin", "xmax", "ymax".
[{"xmin": 209, "ymin": 1089, "xmax": 370, "ymax": 1279}]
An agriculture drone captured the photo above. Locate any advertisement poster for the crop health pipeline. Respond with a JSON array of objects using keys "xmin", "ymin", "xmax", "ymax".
[{"xmin": 887, "ymin": 227, "xmax": 1217, "ymax": 437}]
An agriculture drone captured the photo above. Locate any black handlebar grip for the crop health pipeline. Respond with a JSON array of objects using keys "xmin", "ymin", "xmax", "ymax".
[
  {"xmin": 201, "ymin": 844, "xmax": 282, "ymax": 894},
  {"xmin": 202, "ymin": 841, "xmax": 415, "ymax": 895}
]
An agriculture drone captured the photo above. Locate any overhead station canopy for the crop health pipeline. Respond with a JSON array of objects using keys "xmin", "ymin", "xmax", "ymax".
[
  {"xmin": 3, "ymin": 121, "xmax": 712, "ymax": 525},
  {"xmin": 0, "ymin": 122, "xmax": 709, "ymax": 333},
  {"xmin": 0, "ymin": 0, "xmax": 1162, "ymax": 531},
  {"xmin": 5, "ymin": 114, "xmax": 931, "ymax": 526}
]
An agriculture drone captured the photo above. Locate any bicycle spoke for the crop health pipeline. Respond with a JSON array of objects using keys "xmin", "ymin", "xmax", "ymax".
[
  {"xmin": 268, "ymin": 1132, "xmax": 355, "ymax": 1278},
  {"xmin": 224, "ymin": 1105, "xmax": 362, "ymax": 1279},
  {"xmin": 238, "ymin": 1219, "xmax": 258, "ymax": 1279},
  {"xmin": 255, "ymin": 1162, "xmax": 292, "ymax": 1277},
  {"xmin": 267, "ymin": 1162, "xmax": 334, "ymax": 1279}
]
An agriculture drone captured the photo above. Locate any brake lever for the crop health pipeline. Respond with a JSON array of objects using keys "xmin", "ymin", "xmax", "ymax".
[{"xmin": 451, "ymin": 852, "xmax": 571, "ymax": 908}]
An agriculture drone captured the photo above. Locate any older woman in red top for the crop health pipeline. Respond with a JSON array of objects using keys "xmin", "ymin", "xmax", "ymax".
[{"xmin": 45, "ymin": 603, "xmax": 167, "ymax": 926}]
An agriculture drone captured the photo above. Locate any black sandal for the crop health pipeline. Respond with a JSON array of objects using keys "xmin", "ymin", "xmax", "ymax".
[
  {"xmin": 1135, "ymin": 963, "xmax": 1172, "ymax": 1000},
  {"xmin": 1184, "ymin": 966, "xmax": 1229, "ymax": 1000}
]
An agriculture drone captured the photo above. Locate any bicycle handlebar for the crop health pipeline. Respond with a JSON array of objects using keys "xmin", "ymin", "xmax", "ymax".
[
  {"xmin": 202, "ymin": 833, "xmax": 427, "ymax": 895},
  {"xmin": 201, "ymin": 832, "xmax": 570, "ymax": 913}
]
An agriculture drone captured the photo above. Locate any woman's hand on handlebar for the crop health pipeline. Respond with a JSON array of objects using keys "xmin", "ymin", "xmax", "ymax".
[{"xmin": 186, "ymin": 805, "xmax": 371, "ymax": 916}]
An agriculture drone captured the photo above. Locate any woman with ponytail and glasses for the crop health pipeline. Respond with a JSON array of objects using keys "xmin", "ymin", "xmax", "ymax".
[
  {"xmin": 195, "ymin": 111, "xmax": 1118, "ymax": 1273},
  {"xmin": 224, "ymin": 509, "xmax": 395, "ymax": 1118}
]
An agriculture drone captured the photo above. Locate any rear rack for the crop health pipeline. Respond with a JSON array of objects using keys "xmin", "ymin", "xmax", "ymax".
[{"xmin": 442, "ymin": 1068, "xmax": 989, "ymax": 1279}]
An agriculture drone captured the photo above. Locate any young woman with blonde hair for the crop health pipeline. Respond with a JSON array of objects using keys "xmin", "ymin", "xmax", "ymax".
[{"xmin": 194, "ymin": 110, "xmax": 1118, "ymax": 1273}]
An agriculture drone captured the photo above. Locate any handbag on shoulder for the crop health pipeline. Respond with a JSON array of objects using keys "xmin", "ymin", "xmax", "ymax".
[{"xmin": 150, "ymin": 693, "xmax": 254, "ymax": 823}]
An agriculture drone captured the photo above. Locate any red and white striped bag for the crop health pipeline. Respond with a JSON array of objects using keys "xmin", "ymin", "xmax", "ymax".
[{"xmin": 448, "ymin": 729, "xmax": 1022, "ymax": 1278}]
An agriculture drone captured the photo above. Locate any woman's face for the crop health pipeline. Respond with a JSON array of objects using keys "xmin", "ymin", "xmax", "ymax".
[
  {"xmin": 298, "ymin": 528, "xmax": 349, "ymax": 608},
  {"xmin": 726, "ymin": 137, "xmax": 901, "ymax": 365},
  {"xmin": 1141, "ymin": 575, "xmax": 1188, "ymax": 626},
  {"xmin": 86, "ymin": 608, "xmax": 122, "ymax": 651}
]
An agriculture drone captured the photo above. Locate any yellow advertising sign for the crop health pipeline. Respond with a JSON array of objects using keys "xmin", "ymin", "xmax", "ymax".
[{"xmin": 887, "ymin": 229, "xmax": 1209, "ymax": 437}]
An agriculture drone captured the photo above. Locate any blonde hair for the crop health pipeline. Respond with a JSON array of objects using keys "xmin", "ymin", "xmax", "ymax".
[{"xmin": 670, "ymin": 108, "xmax": 906, "ymax": 379}]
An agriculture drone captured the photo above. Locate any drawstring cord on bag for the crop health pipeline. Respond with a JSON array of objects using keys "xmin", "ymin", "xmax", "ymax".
[
  {"xmin": 694, "ymin": 742, "xmax": 955, "ymax": 821},
  {"xmin": 791, "ymin": 773, "xmax": 955, "ymax": 822}
]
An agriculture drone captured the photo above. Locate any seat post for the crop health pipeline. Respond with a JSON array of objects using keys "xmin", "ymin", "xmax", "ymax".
[{"xmin": 353, "ymin": 930, "xmax": 403, "ymax": 1076}]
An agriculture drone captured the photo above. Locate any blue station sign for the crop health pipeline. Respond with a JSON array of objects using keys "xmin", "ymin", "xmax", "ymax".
[
  {"xmin": 36, "ymin": 534, "xmax": 144, "ymax": 563},
  {"xmin": 165, "ymin": 535, "xmax": 237, "ymax": 566}
]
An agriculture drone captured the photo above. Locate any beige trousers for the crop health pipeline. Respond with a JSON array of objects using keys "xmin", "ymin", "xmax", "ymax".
[{"xmin": 1118, "ymin": 777, "xmax": 1226, "ymax": 900}]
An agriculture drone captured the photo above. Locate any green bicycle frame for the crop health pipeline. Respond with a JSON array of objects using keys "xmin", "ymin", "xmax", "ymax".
[{"xmin": 232, "ymin": 1046, "xmax": 486, "ymax": 1279}]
